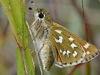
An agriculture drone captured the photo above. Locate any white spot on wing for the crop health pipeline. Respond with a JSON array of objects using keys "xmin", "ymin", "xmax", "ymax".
[
  {"xmin": 81, "ymin": 46, "xmax": 86, "ymax": 57},
  {"xmin": 84, "ymin": 43, "xmax": 90, "ymax": 49},
  {"xmin": 71, "ymin": 43, "xmax": 77, "ymax": 49},
  {"xmin": 72, "ymin": 51, "xmax": 78, "ymax": 57},
  {"xmin": 63, "ymin": 51, "xmax": 67, "ymax": 55},
  {"xmin": 55, "ymin": 30, "xmax": 62, "ymax": 34},
  {"xmin": 68, "ymin": 37, "xmax": 74, "ymax": 42},
  {"xmin": 67, "ymin": 50, "xmax": 70, "ymax": 57},
  {"xmin": 60, "ymin": 49, "xmax": 62, "ymax": 53},
  {"xmin": 86, "ymin": 51, "xmax": 90, "ymax": 54},
  {"xmin": 54, "ymin": 36, "xmax": 63, "ymax": 43}
]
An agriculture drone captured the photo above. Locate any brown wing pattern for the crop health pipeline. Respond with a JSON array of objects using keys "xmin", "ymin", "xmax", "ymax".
[{"xmin": 48, "ymin": 22, "xmax": 99, "ymax": 67}]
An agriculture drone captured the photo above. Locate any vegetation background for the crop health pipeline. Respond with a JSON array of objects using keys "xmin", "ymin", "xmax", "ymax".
[{"xmin": 0, "ymin": 0, "xmax": 100, "ymax": 75}]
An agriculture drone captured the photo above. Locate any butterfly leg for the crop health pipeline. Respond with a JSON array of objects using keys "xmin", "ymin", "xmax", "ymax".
[
  {"xmin": 26, "ymin": 21, "xmax": 45, "ymax": 75},
  {"xmin": 30, "ymin": 18, "xmax": 39, "ymax": 27}
]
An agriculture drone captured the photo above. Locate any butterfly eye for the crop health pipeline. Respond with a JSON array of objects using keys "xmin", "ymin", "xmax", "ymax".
[{"xmin": 38, "ymin": 13, "xmax": 45, "ymax": 18}]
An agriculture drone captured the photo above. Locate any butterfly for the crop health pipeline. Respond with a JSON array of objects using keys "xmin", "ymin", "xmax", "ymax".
[{"xmin": 28, "ymin": 1, "xmax": 99, "ymax": 71}]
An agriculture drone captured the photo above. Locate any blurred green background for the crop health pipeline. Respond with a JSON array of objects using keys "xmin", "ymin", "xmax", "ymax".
[{"xmin": 0, "ymin": 0, "xmax": 100, "ymax": 75}]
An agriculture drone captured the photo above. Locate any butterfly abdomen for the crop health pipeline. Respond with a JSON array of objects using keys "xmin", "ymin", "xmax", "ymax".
[{"xmin": 39, "ymin": 44, "xmax": 54, "ymax": 71}]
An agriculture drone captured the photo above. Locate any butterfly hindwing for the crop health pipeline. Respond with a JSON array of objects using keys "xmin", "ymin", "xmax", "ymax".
[{"xmin": 48, "ymin": 22, "xmax": 99, "ymax": 67}]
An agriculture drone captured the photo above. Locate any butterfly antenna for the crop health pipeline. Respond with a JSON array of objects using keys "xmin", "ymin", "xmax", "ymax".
[
  {"xmin": 28, "ymin": 1, "xmax": 40, "ymax": 16},
  {"xmin": 31, "ymin": 1, "xmax": 39, "ymax": 9},
  {"xmin": 29, "ymin": 1, "xmax": 39, "ymax": 11}
]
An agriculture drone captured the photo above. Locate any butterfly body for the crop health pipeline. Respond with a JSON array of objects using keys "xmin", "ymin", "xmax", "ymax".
[{"xmin": 31, "ymin": 8, "xmax": 99, "ymax": 71}]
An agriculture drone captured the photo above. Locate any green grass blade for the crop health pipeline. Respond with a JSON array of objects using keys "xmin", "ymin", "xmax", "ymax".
[
  {"xmin": 0, "ymin": 0, "xmax": 35, "ymax": 75},
  {"xmin": 16, "ymin": 48, "xmax": 25, "ymax": 75},
  {"xmin": 24, "ymin": 49, "xmax": 35, "ymax": 75}
]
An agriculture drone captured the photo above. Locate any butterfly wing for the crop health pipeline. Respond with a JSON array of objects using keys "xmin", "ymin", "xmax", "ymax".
[{"xmin": 48, "ymin": 22, "xmax": 99, "ymax": 68}]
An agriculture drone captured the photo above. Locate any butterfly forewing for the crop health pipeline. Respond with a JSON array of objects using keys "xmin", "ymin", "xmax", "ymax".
[{"xmin": 48, "ymin": 22, "xmax": 99, "ymax": 67}]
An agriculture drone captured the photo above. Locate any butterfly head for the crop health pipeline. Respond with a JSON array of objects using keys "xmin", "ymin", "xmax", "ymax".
[
  {"xmin": 29, "ymin": 1, "xmax": 54, "ymax": 24},
  {"xmin": 34, "ymin": 8, "xmax": 53, "ymax": 23}
]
